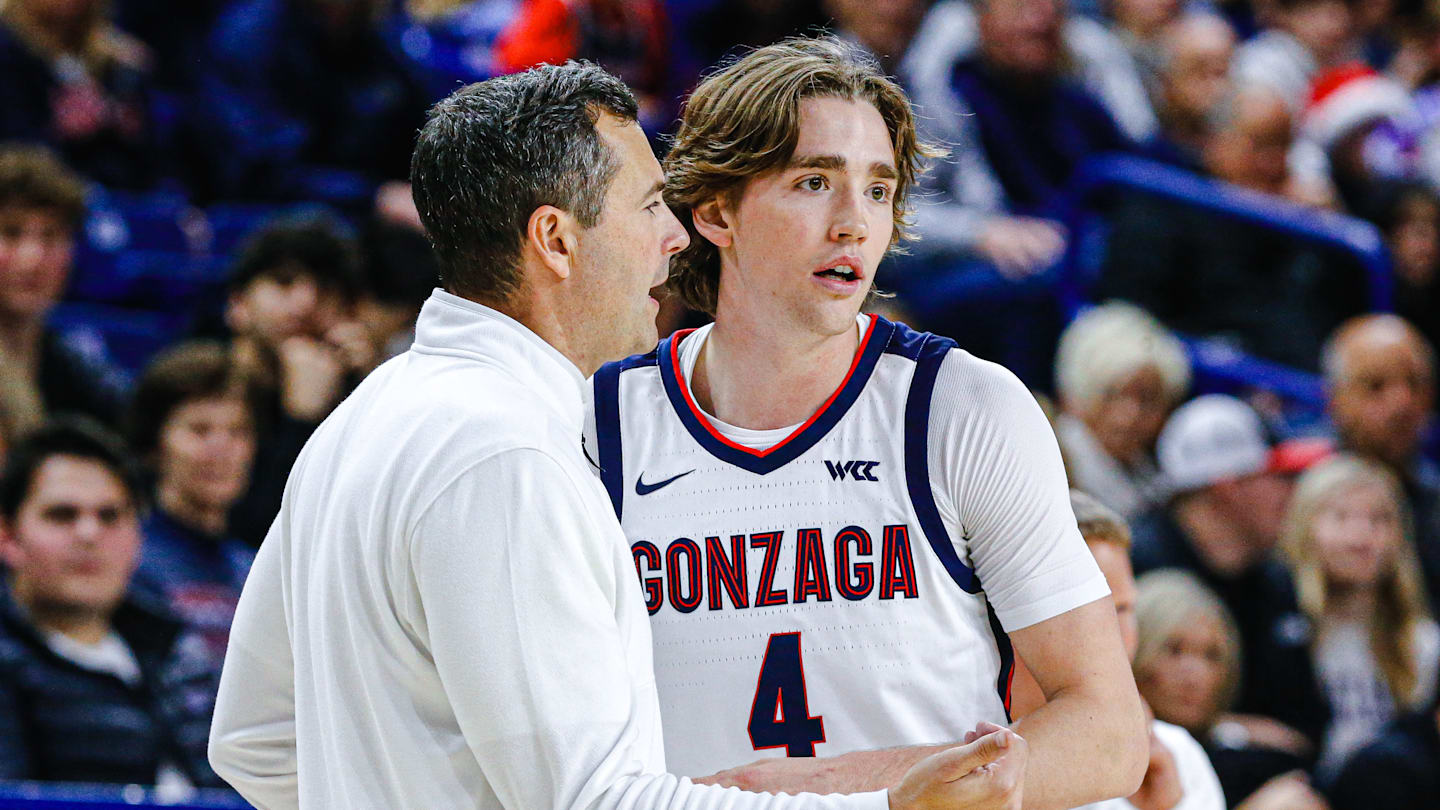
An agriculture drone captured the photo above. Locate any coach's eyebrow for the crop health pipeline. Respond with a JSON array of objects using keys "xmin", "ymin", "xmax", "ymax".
[{"xmin": 640, "ymin": 179, "xmax": 666, "ymax": 203}]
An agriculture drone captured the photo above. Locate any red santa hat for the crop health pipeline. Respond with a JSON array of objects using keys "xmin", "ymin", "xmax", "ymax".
[{"xmin": 1303, "ymin": 63, "xmax": 1412, "ymax": 150}]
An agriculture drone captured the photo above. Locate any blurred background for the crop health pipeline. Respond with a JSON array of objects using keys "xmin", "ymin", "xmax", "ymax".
[{"xmin": 0, "ymin": 0, "xmax": 1438, "ymax": 807}]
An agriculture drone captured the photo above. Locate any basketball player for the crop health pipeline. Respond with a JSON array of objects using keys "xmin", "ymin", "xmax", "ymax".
[{"xmin": 585, "ymin": 37, "xmax": 1147, "ymax": 808}]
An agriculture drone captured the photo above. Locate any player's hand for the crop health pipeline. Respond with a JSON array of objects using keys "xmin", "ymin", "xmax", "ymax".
[
  {"xmin": 1129, "ymin": 727, "xmax": 1183, "ymax": 810},
  {"xmin": 889, "ymin": 726, "xmax": 1026, "ymax": 810},
  {"xmin": 278, "ymin": 336, "xmax": 346, "ymax": 422}
]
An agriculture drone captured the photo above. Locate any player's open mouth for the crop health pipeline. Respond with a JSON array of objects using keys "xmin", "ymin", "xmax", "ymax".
[{"xmin": 813, "ymin": 258, "xmax": 863, "ymax": 292}]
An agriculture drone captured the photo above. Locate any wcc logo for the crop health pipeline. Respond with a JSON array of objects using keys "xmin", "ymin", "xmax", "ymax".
[{"xmin": 825, "ymin": 460, "xmax": 880, "ymax": 482}]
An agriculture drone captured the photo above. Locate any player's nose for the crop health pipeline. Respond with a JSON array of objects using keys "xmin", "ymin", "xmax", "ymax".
[{"xmin": 828, "ymin": 192, "xmax": 868, "ymax": 243}]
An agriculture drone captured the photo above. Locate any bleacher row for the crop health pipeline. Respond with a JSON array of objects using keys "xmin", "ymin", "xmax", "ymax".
[{"xmin": 60, "ymin": 190, "xmax": 337, "ymax": 377}]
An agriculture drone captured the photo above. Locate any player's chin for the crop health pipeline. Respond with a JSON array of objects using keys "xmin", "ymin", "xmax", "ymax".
[{"xmin": 813, "ymin": 291, "xmax": 866, "ymax": 324}]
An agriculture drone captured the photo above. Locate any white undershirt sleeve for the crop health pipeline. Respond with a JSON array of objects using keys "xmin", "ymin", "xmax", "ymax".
[
  {"xmin": 928, "ymin": 351, "xmax": 1109, "ymax": 631},
  {"xmin": 411, "ymin": 448, "xmax": 886, "ymax": 810}
]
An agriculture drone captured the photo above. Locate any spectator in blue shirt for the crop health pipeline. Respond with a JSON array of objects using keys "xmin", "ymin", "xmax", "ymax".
[
  {"xmin": 908, "ymin": 0, "xmax": 1135, "ymax": 279},
  {"xmin": 128, "ymin": 341, "xmax": 256, "ymax": 670}
]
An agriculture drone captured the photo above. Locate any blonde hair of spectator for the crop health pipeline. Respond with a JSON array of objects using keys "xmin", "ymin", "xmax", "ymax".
[
  {"xmin": 1134, "ymin": 569, "xmax": 1243, "ymax": 722},
  {"xmin": 0, "ymin": 144, "xmax": 87, "ymax": 228},
  {"xmin": 1321, "ymin": 313, "xmax": 1436, "ymax": 386},
  {"xmin": 1279, "ymin": 453, "xmax": 1433, "ymax": 707},
  {"xmin": 664, "ymin": 35, "xmax": 942, "ymax": 315},
  {"xmin": 1070, "ymin": 488, "xmax": 1132, "ymax": 551},
  {"xmin": 0, "ymin": 357, "xmax": 43, "ymax": 450},
  {"xmin": 1054, "ymin": 301, "xmax": 1191, "ymax": 411}
]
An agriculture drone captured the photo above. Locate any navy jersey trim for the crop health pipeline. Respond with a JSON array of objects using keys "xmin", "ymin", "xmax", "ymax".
[
  {"xmin": 902, "ymin": 332, "xmax": 981, "ymax": 594},
  {"xmin": 902, "ymin": 329, "xmax": 1016, "ymax": 717},
  {"xmin": 594, "ymin": 349, "xmax": 661, "ymax": 520},
  {"xmin": 658, "ymin": 316, "xmax": 897, "ymax": 475},
  {"xmin": 987, "ymin": 602, "xmax": 1017, "ymax": 722},
  {"xmin": 882, "ymin": 317, "xmax": 930, "ymax": 361}
]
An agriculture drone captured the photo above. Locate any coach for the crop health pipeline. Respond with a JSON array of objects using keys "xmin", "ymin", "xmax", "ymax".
[{"xmin": 208, "ymin": 62, "xmax": 1024, "ymax": 809}]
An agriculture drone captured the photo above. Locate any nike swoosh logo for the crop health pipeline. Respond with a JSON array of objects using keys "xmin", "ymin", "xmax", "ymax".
[{"xmin": 635, "ymin": 469, "xmax": 695, "ymax": 496}]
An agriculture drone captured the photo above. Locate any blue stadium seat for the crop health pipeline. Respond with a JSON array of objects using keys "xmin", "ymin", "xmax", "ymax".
[
  {"xmin": 70, "ymin": 250, "xmax": 228, "ymax": 308},
  {"xmin": 83, "ymin": 189, "xmax": 201, "ymax": 254},
  {"xmin": 48, "ymin": 302, "xmax": 189, "ymax": 376},
  {"xmin": 205, "ymin": 202, "xmax": 332, "ymax": 255}
]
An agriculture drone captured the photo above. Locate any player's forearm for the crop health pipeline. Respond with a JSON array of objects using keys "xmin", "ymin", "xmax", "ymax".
[
  {"xmin": 1012, "ymin": 682, "xmax": 1148, "ymax": 810},
  {"xmin": 700, "ymin": 744, "xmax": 951, "ymax": 795}
]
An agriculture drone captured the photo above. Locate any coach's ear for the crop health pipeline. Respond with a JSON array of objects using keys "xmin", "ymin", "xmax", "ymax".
[
  {"xmin": 527, "ymin": 204, "xmax": 581, "ymax": 281},
  {"xmin": 691, "ymin": 197, "xmax": 733, "ymax": 249}
]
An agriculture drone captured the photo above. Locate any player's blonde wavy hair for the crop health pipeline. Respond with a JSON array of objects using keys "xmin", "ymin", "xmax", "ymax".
[{"xmin": 663, "ymin": 36, "xmax": 939, "ymax": 315}]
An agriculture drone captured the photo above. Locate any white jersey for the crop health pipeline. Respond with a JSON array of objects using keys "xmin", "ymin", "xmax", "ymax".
[{"xmin": 585, "ymin": 315, "xmax": 1109, "ymax": 777}]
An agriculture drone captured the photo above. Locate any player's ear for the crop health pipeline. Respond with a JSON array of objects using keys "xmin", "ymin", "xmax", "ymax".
[
  {"xmin": 527, "ymin": 204, "xmax": 580, "ymax": 281},
  {"xmin": 691, "ymin": 196, "xmax": 734, "ymax": 249}
]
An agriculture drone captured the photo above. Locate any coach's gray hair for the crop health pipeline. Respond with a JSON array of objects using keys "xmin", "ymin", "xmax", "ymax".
[{"xmin": 410, "ymin": 62, "xmax": 639, "ymax": 305}]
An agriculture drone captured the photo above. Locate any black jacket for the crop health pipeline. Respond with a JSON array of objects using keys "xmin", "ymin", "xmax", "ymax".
[
  {"xmin": 1326, "ymin": 709, "xmax": 1440, "ymax": 810},
  {"xmin": 0, "ymin": 585, "xmax": 226, "ymax": 787}
]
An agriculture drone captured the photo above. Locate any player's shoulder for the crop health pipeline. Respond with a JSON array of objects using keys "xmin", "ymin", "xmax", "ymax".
[{"xmin": 880, "ymin": 319, "xmax": 1032, "ymax": 409}]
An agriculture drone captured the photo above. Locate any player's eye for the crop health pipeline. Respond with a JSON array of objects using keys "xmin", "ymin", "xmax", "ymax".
[
  {"xmin": 800, "ymin": 176, "xmax": 828, "ymax": 191},
  {"xmin": 868, "ymin": 185, "xmax": 892, "ymax": 203}
]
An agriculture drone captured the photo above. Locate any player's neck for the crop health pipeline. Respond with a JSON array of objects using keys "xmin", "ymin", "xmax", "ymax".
[{"xmin": 693, "ymin": 311, "xmax": 862, "ymax": 430}]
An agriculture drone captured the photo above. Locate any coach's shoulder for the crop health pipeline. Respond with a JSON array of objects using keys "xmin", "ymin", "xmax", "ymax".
[{"xmin": 362, "ymin": 355, "xmax": 579, "ymax": 462}]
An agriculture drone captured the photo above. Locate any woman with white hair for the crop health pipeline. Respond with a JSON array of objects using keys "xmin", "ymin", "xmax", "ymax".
[{"xmin": 1055, "ymin": 302, "xmax": 1192, "ymax": 519}]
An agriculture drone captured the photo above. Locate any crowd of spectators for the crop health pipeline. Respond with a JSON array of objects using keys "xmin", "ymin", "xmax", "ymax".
[{"xmin": 1, "ymin": 0, "xmax": 1439, "ymax": 807}]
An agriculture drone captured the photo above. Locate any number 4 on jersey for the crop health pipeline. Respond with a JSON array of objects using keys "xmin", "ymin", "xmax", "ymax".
[{"xmin": 748, "ymin": 632, "xmax": 826, "ymax": 756}]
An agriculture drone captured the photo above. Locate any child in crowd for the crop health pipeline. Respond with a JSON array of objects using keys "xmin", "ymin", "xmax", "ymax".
[{"xmin": 1279, "ymin": 453, "xmax": 1439, "ymax": 780}]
